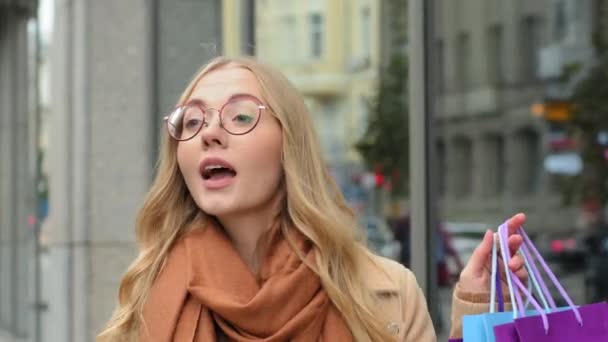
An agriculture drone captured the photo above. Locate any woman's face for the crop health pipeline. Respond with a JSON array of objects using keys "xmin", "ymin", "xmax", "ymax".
[{"xmin": 176, "ymin": 65, "xmax": 283, "ymax": 218}]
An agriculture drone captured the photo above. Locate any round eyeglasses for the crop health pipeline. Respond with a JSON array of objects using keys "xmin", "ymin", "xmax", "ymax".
[{"xmin": 164, "ymin": 95, "xmax": 266, "ymax": 141}]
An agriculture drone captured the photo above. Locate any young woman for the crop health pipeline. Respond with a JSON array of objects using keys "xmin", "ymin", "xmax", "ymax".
[{"xmin": 98, "ymin": 56, "xmax": 527, "ymax": 341}]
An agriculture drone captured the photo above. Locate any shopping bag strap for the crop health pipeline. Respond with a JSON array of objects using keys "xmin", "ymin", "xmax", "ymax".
[
  {"xmin": 496, "ymin": 222, "xmax": 520, "ymax": 319},
  {"xmin": 520, "ymin": 239, "xmax": 554, "ymax": 310},
  {"xmin": 490, "ymin": 232, "xmax": 498, "ymax": 312},
  {"xmin": 498, "ymin": 221, "xmax": 584, "ymax": 333},
  {"xmin": 518, "ymin": 225, "xmax": 582, "ymax": 325}
]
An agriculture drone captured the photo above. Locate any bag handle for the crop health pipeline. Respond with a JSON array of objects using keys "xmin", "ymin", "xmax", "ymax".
[
  {"xmin": 496, "ymin": 223, "xmax": 520, "ymax": 319},
  {"xmin": 498, "ymin": 222, "xmax": 547, "ymax": 329},
  {"xmin": 498, "ymin": 221, "xmax": 584, "ymax": 333},
  {"xmin": 517, "ymin": 225, "xmax": 583, "ymax": 325},
  {"xmin": 520, "ymin": 239, "xmax": 554, "ymax": 311},
  {"xmin": 490, "ymin": 233, "xmax": 505, "ymax": 313}
]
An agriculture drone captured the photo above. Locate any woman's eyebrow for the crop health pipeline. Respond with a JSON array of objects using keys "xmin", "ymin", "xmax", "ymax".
[
  {"xmin": 186, "ymin": 93, "xmax": 259, "ymax": 107},
  {"xmin": 227, "ymin": 93, "xmax": 257, "ymax": 101},
  {"xmin": 185, "ymin": 98, "xmax": 205, "ymax": 106}
]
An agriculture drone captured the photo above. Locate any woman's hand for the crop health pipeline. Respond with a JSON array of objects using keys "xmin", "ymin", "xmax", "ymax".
[{"xmin": 458, "ymin": 213, "xmax": 528, "ymax": 293}]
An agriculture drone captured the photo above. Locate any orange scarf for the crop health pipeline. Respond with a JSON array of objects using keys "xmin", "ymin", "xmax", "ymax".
[{"xmin": 140, "ymin": 222, "xmax": 353, "ymax": 341}]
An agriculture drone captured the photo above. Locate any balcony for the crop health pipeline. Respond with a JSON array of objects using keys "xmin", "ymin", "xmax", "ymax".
[
  {"xmin": 439, "ymin": 86, "xmax": 499, "ymax": 118},
  {"xmin": 285, "ymin": 71, "xmax": 349, "ymax": 98}
]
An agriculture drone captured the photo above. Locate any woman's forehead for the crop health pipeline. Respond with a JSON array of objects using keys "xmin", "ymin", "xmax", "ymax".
[{"xmin": 189, "ymin": 66, "xmax": 262, "ymax": 105}]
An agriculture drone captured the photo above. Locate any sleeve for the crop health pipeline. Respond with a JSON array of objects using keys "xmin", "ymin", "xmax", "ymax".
[
  {"xmin": 448, "ymin": 282, "xmax": 513, "ymax": 339},
  {"xmin": 400, "ymin": 266, "xmax": 437, "ymax": 342}
]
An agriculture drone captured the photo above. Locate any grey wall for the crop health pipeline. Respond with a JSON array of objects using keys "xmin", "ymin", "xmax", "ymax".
[
  {"xmin": 0, "ymin": 2, "xmax": 38, "ymax": 340},
  {"xmin": 46, "ymin": 1, "xmax": 223, "ymax": 341}
]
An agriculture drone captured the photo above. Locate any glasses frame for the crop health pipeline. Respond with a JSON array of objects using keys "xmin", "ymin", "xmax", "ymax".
[{"xmin": 163, "ymin": 94, "xmax": 267, "ymax": 141}]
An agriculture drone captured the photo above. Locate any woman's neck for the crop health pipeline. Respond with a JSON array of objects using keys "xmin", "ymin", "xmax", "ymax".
[{"xmin": 217, "ymin": 195, "xmax": 282, "ymax": 273}]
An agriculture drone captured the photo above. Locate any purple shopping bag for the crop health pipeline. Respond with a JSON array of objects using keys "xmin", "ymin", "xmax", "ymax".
[
  {"xmin": 493, "ymin": 223, "xmax": 608, "ymax": 341},
  {"xmin": 512, "ymin": 302, "xmax": 608, "ymax": 341}
]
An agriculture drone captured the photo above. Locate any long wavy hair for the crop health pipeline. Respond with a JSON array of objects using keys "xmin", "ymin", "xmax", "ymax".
[{"xmin": 98, "ymin": 56, "xmax": 396, "ymax": 341}]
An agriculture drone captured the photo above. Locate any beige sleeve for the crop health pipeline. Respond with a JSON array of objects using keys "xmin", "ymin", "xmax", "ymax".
[
  {"xmin": 448, "ymin": 282, "xmax": 513, "ymax": 339},
  {"xmin": 400, "ymin": 266, "xmax": 437, "ymax": 342}
]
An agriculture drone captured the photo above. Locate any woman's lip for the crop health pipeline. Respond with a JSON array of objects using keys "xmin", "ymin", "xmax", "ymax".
[
  {"xmin": 202, "ymin": 174, "xmax": 235, "ymax": 189},
  {"xmin": 200, "ymin": 157, "xmax": 236, "ymax": 176}
]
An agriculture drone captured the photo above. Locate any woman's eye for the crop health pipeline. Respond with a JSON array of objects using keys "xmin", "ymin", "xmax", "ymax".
[
  {"xmin": 233, "ymin": 114, "xmax": 254, "ymax": 124},
  {"xmin": 185, "ymin": 118, "xmax": 202, "ymax": 128}
]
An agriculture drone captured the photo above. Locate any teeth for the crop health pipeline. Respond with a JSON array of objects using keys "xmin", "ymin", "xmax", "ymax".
[{"xmin": 205, "ymin": 165, "xmax": 226, "ymax": 171}]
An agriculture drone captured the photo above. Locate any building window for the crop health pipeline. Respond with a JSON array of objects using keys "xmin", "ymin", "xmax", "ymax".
[
  {"xmin": 309, "ymin": 13, "xmax": 324, "ymax": 59},
  {"xmin": 452, "ymin": 136, "xmax": 473, "ymax": 197},
  {"xmin": 436, "ymin": 39, "xmax": 445, "ymax": 94},
  {"xmin": 361, "ymin": 6, "xmax": 371, "ymax": 61},
  {"xmin": 457, "ymin": 32, "xmax": 471, "ymax": 91},
  {"xmin": 513, "ymin": 129, "xmax": 541, "ymax": 194},
  {"xmin": 521, "ymin": 16, "xmax": 542, "ymax": 82},
  {"xmin": 487, "ymin": 24, "xmax": 504, "ymax": 85},
  {"xmin": 553, "ymin": 0, "xmax": 567, "ymax": 41},
  {"xmin": 481, "ymin": 134, "xmax": 505, "ymax": 197}
]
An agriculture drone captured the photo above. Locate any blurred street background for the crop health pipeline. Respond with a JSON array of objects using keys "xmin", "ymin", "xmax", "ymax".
[{"xmin": 2, "ymin": 0, "xmax": 608, "ymax": 341}]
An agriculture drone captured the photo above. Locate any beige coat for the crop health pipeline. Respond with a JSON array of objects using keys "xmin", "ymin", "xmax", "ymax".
[{"xmin": 365, "ymin": 252, "xmax": 485, "ymax": 341}]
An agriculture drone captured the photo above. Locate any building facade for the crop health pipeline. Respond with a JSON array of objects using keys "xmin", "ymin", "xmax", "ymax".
[
  {"xmin": 223, "ymin": 0, "xmax": 396, "ymax": 212},
  {"xmin": 434, "ymin": 0, "xmax": 596, "ymax": 232}
]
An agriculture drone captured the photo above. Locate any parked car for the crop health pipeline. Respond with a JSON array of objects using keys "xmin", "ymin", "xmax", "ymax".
[
  {"xmin": 534, "ymin": 231, "xmax": 587, "ymax": 273},
  {"xmin": 532, "ymin": 229, "xmax": 608, "ymax": 305},
  {"xmin": 442, "ymin": 222, "xmax": 488, "ymax": 277},
  {"xmin": 359, "ymin": 216, "xmax": 402, "ymax": 261}
]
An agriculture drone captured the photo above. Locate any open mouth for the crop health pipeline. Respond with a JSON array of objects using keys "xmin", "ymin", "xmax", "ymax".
[{"xmin": 201, "ymin": 165, "xmax": 237, "ymax": 180}]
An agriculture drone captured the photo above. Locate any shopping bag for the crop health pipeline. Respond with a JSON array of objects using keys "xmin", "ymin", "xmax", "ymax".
[
  {"xmin": 493, "ymin": 223, "xmax": 608, "ymax": 341},
  {"xmin": 462, "ymin": 224, "xmax": 552, "ymax": 342}
]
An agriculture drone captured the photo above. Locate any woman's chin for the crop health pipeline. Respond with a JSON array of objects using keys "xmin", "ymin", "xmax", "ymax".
[{"xmin": 198, "ymin": 202, "xmax": 236, "ymax": 218}]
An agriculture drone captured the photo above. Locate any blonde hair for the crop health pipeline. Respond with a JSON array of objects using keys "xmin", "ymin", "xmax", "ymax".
[{"xmin": 98, "ymin": 56, "xmax": 395, "ymax": 341}]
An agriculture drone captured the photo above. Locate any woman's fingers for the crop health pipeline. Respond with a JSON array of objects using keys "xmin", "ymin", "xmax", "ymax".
[
  {"xmin": 507, "ymin": 213, "xmax": 526, "ymax": 235},
  {"xmin": 507, "ymin": 234, "xmax": 524, "ymax": 256},
  {"xmin": 514, "ymin": 266, "xmax": 529, "ymax": 284},
  {"xmin": 467, "ymin": 230, "xmax": 495, "ymax": 276}
]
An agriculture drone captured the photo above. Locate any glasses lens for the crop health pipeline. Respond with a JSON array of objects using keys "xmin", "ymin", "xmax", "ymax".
[
  {"xmin": 166, "ymin": 104, "xmax": 204, "ymax": 140},
  {"xmin": 221, "ymin": 98, "xmax": 261, "ymax": 135}
]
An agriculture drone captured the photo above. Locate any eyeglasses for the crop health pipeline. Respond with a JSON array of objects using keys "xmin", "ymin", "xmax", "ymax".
[{"xmin": 164, "ymin": 94, "xmax": 267, "ymax": 141}]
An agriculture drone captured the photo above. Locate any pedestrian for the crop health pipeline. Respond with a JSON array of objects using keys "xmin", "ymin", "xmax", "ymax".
[{"xmin": 97, "ymin": 56, "xmax": 527, "ymax": 341}]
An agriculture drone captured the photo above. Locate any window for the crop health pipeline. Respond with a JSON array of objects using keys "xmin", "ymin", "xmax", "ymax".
[
  {"xmin": 521, "ymin": 16, "xmax": 542, "ymax": 82},
  {"xmin": 553, "ymin": 0, "xmax": 567, "ymax": 41},
  {"xmin": 361, "ymin": 6, "xmax": 371, "ymax": 60},
  {"xmin": 452, "ymin": 136, "xmax": 473, "ymax": 197},
  {"xmin": 457, "ymin": 32, "xmax": 471, "ymax": 91},
  {"xmin": 513, "ymin": 129, "xmax": 541, "ymax": 194},
  {"xmin": 437, "ymin": 39, "xmax": 445, "ymax": 93},
  {"xmin": 487, "ymin": 24, "xmax": 504, "ymax": 85},
  {"xmin": 309, "ymin": 13, "xmax": 324, "ymax": 59},
  {"xmin": 481, "ymin": 134, "xmax": 505, "ymax": 196}
]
